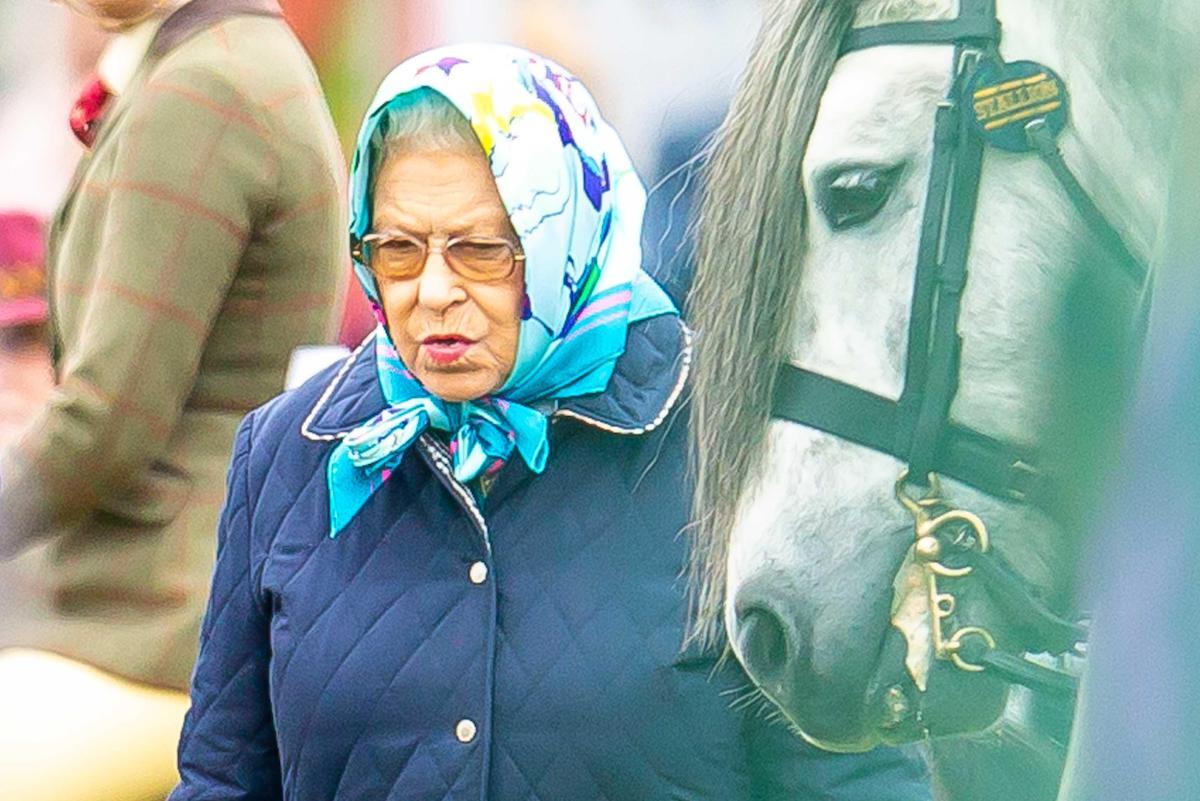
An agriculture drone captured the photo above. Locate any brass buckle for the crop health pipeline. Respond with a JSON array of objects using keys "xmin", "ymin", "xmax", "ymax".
[{"xmin": 895, "ymin": 471, "xmax": 996, "ymax": 673}]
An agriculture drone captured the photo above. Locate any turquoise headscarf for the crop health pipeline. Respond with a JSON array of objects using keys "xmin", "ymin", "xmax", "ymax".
[{"xmin": 326, "ymin": 44, "xmax": 678, "ymax": 536}]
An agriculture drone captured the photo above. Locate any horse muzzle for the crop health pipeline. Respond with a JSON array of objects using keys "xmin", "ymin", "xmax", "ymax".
[{"xmin": 731, "ymin": 569, "xmax": 896, "ymax": 751}]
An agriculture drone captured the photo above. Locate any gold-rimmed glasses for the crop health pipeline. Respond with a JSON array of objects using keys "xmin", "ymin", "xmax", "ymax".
[{"xmin": 353, "ymin": 231, "xmax": 524, "ymax": 283}]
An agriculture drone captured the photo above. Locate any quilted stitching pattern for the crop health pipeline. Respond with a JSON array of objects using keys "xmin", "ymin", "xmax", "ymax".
[{"xmin": 169, "ymin": 321, "xmax": 933, "ymax": 801}]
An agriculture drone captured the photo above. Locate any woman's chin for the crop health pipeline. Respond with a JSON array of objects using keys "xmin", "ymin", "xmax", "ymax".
[{"xmin": 415, "ymin": 366, "xmax": 497, "ymax": 404}]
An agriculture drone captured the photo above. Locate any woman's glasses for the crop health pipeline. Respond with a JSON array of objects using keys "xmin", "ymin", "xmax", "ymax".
[{"xmin": 354, "ymin": 231, "xmax": 524, "ymax": 283}]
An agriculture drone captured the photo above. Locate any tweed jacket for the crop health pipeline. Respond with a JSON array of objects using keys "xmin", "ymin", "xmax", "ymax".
[{"xmin": 0, "ymin": 0, "xmax": 345, "ymax": 690}]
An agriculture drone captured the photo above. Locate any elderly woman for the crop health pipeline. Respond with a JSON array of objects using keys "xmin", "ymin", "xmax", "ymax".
[{"xmin": 170, "ymin": 45, "xmax": 930, "ymax": 800}]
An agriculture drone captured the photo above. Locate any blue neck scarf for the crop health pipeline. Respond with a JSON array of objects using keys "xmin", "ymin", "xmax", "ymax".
[{"xmin": 326, "ymin": 45, "xmax": 678, "ymax": 536}]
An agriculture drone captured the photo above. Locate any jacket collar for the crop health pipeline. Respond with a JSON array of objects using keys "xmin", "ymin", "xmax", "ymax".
[
  {"xmin": 149, "ymin": 0, "xmax": 282, "ymax": 62},
  {"xmin": 302, "ymin": 315, "xmax": 692, "ymax": 441}
]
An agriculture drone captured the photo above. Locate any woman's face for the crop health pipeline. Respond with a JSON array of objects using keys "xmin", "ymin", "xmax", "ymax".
[{"xmin": 371, "ymin": 148, "xmax": 524, "ymax": 403}]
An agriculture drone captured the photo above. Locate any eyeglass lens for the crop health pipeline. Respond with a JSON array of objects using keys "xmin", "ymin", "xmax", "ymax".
[{"xmin": 368, "ymin": 236, "xmax": 515, "ymax": 281}]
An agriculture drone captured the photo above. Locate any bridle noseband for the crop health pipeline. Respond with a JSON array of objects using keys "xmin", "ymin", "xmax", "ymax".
[{"xmin": 771, "ymin": 0, "xmax": 1147, "ymax": 698}]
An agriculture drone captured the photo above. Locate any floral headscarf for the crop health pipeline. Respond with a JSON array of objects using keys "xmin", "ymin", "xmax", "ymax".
[{"xmin": 326, "ymin": 44, "xmax": 678, "ymax": 536}]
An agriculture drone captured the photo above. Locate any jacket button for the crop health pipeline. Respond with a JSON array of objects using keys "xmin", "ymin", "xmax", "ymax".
[
  {"xmin": 468, "ymin": 561, "xmax": 488, "ymax": 585},
  {"xmin": 455, "ymin": 718, "xmax": 477, "ymax": 743}
]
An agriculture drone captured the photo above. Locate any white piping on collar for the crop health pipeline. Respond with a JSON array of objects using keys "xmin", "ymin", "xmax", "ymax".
[
  {"xmin": 552, "ymin": 319, "xmax": 693, "ymax": 435},
  {"xmin": 416, "ymin": 434, "xmax": 490, "ymax": 543},
  {"xmin": 298, "ymin": 338, "xmax": 491, "ymax": 540},
  {"xmin": 299, "ymin": 318, "xmax": 693, "ymax": 442},
  {"xmin": 299, "ymin": 335, "xmax": 371, "ymax": 442}
]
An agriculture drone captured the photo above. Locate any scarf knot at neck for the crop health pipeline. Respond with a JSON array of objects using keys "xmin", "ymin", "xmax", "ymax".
[
  {"xmin": 327, "ymin": 354, "xmax": 552, "ymax": 536},
  {"xmin": 343, "ymin": 397, "xmax": 447, "ymax": 473}
]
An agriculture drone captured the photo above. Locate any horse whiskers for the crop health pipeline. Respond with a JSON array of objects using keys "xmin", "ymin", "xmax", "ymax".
[
  {"xmin": 723, "ymin": 682, "xmax": 790, "ymax": 725},
  {"xmin": 720, "ymin": 682, "xmax": 760, "ymax": 708}
]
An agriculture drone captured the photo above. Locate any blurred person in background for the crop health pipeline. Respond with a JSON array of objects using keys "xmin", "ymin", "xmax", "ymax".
[
  {"xmin": 1055, "ymin": 86, "xmax": 1200, "ymax": 801},
  {"xmin": 167, "ymin": 44, "xmax": 930, "ymax": 801},
  {"xmin": 0, "ymin": 213, "xmax": 53, "ymax": 447},
  {"xmin": 640, "ymin": 115, "xmax": 721, "ymax": 305},
  {"xmin": 0, "ymin": 0, "xmax": 344, "ymax": 799}
]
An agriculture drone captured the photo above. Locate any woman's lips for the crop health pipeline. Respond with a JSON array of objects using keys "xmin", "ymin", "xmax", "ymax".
[{"xmin": 420, "ymin": 335, "xmax": 476, "ymax": 365}]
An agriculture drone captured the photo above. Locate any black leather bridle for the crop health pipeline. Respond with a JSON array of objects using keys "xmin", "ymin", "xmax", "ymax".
[{"xmin": 771, "ymin": 0, "xmax": 1148, "ymax": 696}]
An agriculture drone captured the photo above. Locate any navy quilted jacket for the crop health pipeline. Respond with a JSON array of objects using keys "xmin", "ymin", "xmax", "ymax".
[{"xmin": 170, "ymin": 315, "xmax": 931, "ymax": 801}]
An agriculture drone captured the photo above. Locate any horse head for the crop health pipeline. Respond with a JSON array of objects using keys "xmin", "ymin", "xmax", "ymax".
[{"xmin": 689, "ymin": 0, "xmax": 1189, "ymax": 752}]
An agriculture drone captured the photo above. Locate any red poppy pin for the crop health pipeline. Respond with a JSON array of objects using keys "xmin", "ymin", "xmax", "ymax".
[{"xmin": 69, "ymin": 74, "xmax": 114, "ymax": 149}]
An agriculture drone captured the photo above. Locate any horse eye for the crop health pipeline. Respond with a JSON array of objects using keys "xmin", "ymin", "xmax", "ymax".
[{"xmin": 817, "ymin": 165, "xmax": 902, "ymax": 231}]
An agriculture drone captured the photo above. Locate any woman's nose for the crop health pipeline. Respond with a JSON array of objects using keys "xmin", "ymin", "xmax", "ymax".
[{"xmin": 416, "ymin": 250, "xmax": 466, "ymax": 310}]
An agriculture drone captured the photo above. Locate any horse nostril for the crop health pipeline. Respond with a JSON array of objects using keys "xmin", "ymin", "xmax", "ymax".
[{"xmin": 736, "ymin": 603, "xmax": 792, "ymax": 690}]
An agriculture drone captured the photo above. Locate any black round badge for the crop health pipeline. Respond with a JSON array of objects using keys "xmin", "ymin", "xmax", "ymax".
[{"xmin": 966, "ymin": 59, "xmax": 1070, "ymax": 152}]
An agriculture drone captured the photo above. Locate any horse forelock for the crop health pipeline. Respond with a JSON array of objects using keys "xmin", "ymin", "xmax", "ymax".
[{"xmin": 686, "ymin": 0, "xmax": 860, "ymax": 648}]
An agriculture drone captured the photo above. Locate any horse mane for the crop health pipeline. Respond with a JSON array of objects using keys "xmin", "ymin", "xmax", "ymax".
[{"xmin": 685, "ymin": 0, "xmax": 862, "ymax": 648}]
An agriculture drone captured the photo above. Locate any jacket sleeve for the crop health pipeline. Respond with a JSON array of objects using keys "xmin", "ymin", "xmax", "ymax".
[
  {"xmin": 170, "ymin": 413, "xmax": 282, "ymax": 801},
  {"xmin": 0, "ymin": 62, "xmax": 276, "ymax": 554},
  {"xmin": 746, "ymin": 714, "xmax": 933, "ymax": 800}
]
